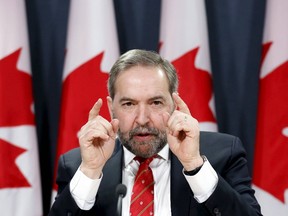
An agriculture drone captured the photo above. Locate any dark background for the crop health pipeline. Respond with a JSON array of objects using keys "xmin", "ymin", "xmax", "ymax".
[{"xmin": 25, "ymin": 0, "xmax": 266, "ymax": 214}]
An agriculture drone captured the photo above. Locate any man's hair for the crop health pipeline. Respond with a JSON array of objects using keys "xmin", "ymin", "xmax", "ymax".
[{"xmin": 108, "ymin": 49, "xmax": 179, "ymax": 99}]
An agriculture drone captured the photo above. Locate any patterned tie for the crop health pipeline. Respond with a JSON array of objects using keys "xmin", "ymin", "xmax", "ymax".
[{"xmin": 130, "ymin": 156, "xmax": 155, "ymax": 216}]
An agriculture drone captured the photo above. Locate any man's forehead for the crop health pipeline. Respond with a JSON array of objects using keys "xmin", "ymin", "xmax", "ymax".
[{"xmin": 115, "ymin": 66, "xmax": 168, "ymax": 85}]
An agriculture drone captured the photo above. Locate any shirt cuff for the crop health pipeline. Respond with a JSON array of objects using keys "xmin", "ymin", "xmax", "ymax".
[
  {"xmin": 183, "ymin": 158, "xmax": 218, "ymax": 203},
  {"xmin": 70, "ymin": 167, "xmax": 102, "ymax": 210}
]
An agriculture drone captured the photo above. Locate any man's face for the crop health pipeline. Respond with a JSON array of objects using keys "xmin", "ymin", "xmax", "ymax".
[{"xmin": 108, "ymin": 66, "xmax": 175, "ymax": 158}]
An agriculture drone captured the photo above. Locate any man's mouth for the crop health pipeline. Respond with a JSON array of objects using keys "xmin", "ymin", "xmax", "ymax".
[
  {"xmin": 129, "ymin": 126, "xmax": 158, "ymax": 143},
  {"xmin": 133, "ymin": 133, "xmax": 154, "ymax": 142}
]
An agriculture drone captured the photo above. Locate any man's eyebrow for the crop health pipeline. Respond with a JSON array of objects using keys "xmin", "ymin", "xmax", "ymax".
[
  {"xmin": 148, "ymin": 96, "xmax": 166, "ymax": 101},
  {"xmin": 118, "ymin": 96, "xmax": 166, "ymax": 103},
  {"xmin": 119, "ymin": 97, "xmax": 135, "ymax": 103},
  {"xmin": 148, "ymin": 95, "xmax": 166, "ymax": 101}
]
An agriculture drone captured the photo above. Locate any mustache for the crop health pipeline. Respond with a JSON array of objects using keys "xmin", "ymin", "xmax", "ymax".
[{"xmin": 129, "ymin": 126, "xmax": 159, "ymax": 137}]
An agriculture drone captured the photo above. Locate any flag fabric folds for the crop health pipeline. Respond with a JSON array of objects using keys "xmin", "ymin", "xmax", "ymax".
[
  {"xmin": 253, "ymin": 0, "xmax": 288, "ymax": 215},
  {"xmin": 159, "ymin": 0, "xmax": 217, "ymax": 132},
  {"xmin": 0, "ymin": 0, "xmax": 43, "ymax": 215},
  {"xmin": 51, "ymin": 0, "xmax": 119, "ymax": 203}
]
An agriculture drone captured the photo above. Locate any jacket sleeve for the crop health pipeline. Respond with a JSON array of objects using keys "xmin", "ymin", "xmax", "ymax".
[
  {"xmin": 48, "ymin": 151, "xmax": 97, "ymax": 216},
  {"xmin": 203, "ymin": 136, "xmax": 262, "ymax": 216}
]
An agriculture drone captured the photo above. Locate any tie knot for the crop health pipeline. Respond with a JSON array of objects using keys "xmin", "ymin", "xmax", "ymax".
[{"xmin": 134, "ymin": 156, "xmax": 155, "ymax": 166}]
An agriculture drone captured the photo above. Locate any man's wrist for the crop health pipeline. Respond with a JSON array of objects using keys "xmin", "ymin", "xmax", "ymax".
[
  {"xmin": 80, "ymin": 163, "xmax": 103, "ymax": 179},
  {"xmin": 184, "ymin": 155, "xmax": 207, "ymax": 176},
  {"xmin": 184, "ymin": 156, "xmax": 218, "ymax": 203}
]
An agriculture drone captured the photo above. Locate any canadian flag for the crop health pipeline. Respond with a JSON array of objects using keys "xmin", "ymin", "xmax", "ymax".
[
  {"xmin": 253, "ymin": 0, "xmax": 288, "ymax": 215},
  {"xmin": 159, "ymin": 0, "xmax": 217, "ymax": 131},
  {"xmin": 0, "ymin": 0, "xmax": 43, "ymax": 215},
  {"xmin": 51, "ymin": 0, "xmax": 119, "ymax": 202}
]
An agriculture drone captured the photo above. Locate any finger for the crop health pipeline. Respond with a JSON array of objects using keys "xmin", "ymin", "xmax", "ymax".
[
  {"xmin": 162, "ymin": 112, "xmax": 170, "ymax": 127},
  {"xmin": 166, "ymin": 110, "xmax": 183, "ymax": 131},
  {"xmin": 110, "ymin": 119, "xmax": 120, "ymax": 138},
  {"xmin": 172, "ymin": 93, "xmax": 190, "ymax": 114},
  {"xmin": 167, "ymin": 117, "xmax": 183, "ymax": 138},
  {"xmin": 79, "ymin": 129, "xmax": 110, "ymax": 144},
  {"xmin": 88, "ymin": 98, "xmax": 103, "ymax": 120},
  {"xmin": 162, "ymin": 112, "xmax": 174, "ymax": 136},
  {"xmin": 88, "ymin": 130, "xmax": 110, "ymax": 142},
  {"xmin": 165, "ymin": 111, "xmax": 191, "ymax": 138},
  {"xmin": 96, "ymin": 118, "xmax": 115, "ymax": 139},
  {"xmin": 103, "ymin": 118, "xmax": 119, "ymax": 140},
  {"xmin": 87, "ymin": 117, "xmax": 117, "ymax": 140}
]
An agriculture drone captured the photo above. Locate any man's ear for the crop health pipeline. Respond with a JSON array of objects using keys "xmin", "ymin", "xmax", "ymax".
[{"xmin": 106, "ymin": 96, "xmax": 113, "ymax": 119}]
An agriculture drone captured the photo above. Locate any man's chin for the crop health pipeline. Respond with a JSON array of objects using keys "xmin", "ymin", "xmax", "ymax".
[{"xmin": 131, "ymin": 144, "xmax": 157, "ymax": 158}]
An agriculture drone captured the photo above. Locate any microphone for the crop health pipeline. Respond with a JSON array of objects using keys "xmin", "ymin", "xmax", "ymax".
[{"xmin": 116, "ymin": 184, "xmax": 127, "ymax": 216}]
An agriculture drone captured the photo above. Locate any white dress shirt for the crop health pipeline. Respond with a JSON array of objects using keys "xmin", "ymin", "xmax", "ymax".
[{"xmin": 70, "ymin": 145, "xmax": 218, "ymax": 216}]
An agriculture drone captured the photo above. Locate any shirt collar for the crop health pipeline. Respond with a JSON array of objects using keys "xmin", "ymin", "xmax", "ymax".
[{"xmin": 123, "ymin": 144, "xmax": 169, "ymax": 167}]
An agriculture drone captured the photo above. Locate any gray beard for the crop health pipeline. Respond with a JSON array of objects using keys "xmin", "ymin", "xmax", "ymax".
[{"xmin": 118, "ymin": 125, "xmax": 167, "ymax": 158}]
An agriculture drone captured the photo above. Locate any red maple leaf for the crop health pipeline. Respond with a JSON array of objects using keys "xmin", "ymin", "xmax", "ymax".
[
  {"xmin": 253, "ymin": 42, "xmax": 288, "ymax": 203},
  {"xmin": 0, "ymin": 49, "xmax": 34, "ymax": 126},
  {"xmin": 54, "ymin": 52, "xmax": 109, "ymax": 189},
  {"xmin": 0, "ymin": 49, "xmax": 33, "ymax": 189},
  {"xmin": 172, "ymin": 48, "xmax": 216, "ymax": 123},
  {"xmin": 0, "ymin": 139, "xmax": 30, "ymax": 188}
]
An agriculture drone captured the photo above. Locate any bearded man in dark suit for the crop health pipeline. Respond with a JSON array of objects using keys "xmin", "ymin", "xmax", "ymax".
[{"xmin": 49, "ymin": 49, "xmax": 262, "ymax": 216}]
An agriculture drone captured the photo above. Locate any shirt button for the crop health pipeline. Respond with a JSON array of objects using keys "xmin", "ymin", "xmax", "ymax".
[{"xmin": 213, "ymin": 208, "xmax": 221, "ymax": 216}]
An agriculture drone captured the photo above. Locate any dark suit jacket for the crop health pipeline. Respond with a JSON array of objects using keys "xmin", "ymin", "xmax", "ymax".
[{"xmin": 49, "ymin": 131, "xmax": 262, "ymax": 216}]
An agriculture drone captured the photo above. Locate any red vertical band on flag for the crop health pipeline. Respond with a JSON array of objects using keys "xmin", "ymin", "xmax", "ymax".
[
  {"xmin": 159, "ymin": 0, "xmax": 217, "ymax": 132},
  {"xmin": 0, "ymin": 1, "xmax": 43, "ymax": 215},
  {"xmin": 51, "ymin": 0, "xmax": 119, "ymax": 204},
  {"xmin": 253, "ymin": 0, "xmax": 288, "ymax": 215}
]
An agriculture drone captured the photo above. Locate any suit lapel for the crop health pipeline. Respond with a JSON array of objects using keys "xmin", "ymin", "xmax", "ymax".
[
  {"xmin": 170, "ymin": 152, "xmax": 197, "ymax": 216},
  {"xmin": 96, "ymin": 139, "xmax": 123, "ymax": 215}
]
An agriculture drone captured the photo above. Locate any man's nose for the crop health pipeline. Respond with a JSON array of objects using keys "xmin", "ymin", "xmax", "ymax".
[{"xmin": 135, "ymin": 105, "xmax": 150, "ymax": 125}]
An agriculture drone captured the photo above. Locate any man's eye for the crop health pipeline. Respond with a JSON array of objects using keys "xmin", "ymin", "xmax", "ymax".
[
  {"xmin": 123, "ymin": 102, "xmax": 133, "ymax": 107},
  {"xmin": 153, "ymin": 101, "xmax": 163, "ymax": 106}
]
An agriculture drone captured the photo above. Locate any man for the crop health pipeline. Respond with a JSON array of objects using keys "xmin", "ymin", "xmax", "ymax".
[{"xmin": 49, "ymin": 49, "xmax": 262, "ymax": 215}]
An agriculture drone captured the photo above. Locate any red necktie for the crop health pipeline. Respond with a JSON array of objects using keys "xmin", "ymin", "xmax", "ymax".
[{"xmin": 130, "ymin": 157, "xmax": 155, "ymax": 216}]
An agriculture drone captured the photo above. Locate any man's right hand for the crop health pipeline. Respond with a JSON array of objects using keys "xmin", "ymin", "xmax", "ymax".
[{"xmin": 77, "ymin": 98, "xmax": 119, "ymax": 179}]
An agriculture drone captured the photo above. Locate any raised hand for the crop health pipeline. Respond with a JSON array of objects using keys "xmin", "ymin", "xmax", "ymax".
[
  {"xmin": 163, "ymin": 93, "xmax": 203, "ymax": 171},
  {"xmin": 77, "ymin": 98, "xmax": 119, "ymax": 179}
]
